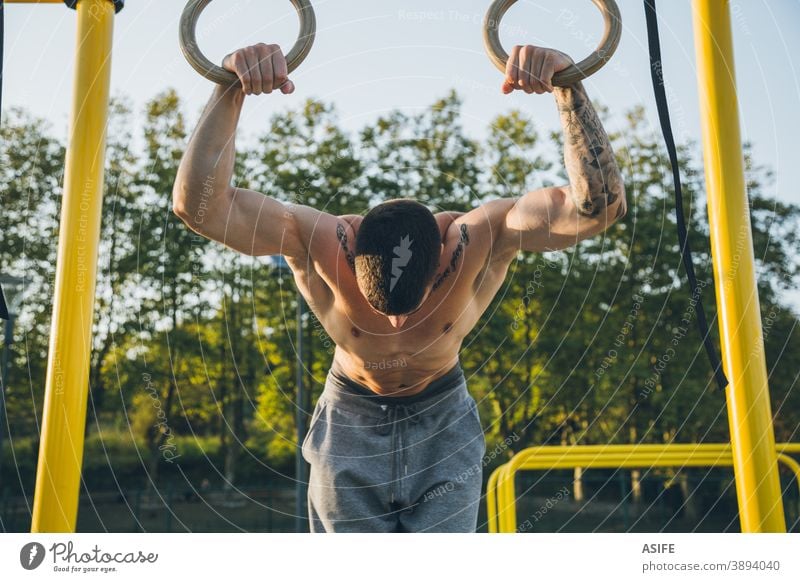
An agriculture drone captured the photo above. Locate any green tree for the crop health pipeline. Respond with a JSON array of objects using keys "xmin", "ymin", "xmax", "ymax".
[
  {"xmin": 130, "ymin": 89, "xmax": 211, "ymax": 483},
  {"xmin": 0, "ymin": 109, "xmax": 64, "ymax": 438},
  {"xmin": 360, "ymin": 91, "xmax": 480, "ymax": 210}
]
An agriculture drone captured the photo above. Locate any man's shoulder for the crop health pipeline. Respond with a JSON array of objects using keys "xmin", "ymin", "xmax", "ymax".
[
  {"xmin": 448, "ymin": 200, "xmax": 520, "ymax": 284},
  {"xmin": 433, "ymin": 211, "xmax": 464, "ymax": 243},
  {"xmin": 440, "ymin": 200, "xmax": 514, "ymax": 246},
  {"xmin": 335, "ymin": 214, "xmax": 363, "ymax": 237},
  {"xmin": 338, "ymin": 214, "xmax": 363, "ymax": 225}
]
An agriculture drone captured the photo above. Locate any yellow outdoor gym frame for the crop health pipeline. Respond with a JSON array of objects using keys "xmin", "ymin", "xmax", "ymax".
[
  {"xmin": 692, "ymin": 0, "xmax": 785, "ymax": 532},
  {"xmin": 479, "ymin": 0, "xmax": 787, "ymax": 534},
  {"xmin": 5, "ymin": 0, "xmax": 117, "ymax": 532},
  {"xmin": 485, "ymin": 444, "xmax": 800, "ymax": 533},
  {"xmin": 8, "ymin": 0, "xmax": 784, "ymax": 533}
]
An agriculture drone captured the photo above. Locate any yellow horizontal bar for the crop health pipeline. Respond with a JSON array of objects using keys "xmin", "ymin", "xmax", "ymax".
[
  {"xmin": 496, "ymin": 451, "xmax": 726, "ymax": 533},
  {"xmin": 507, "ymin": 444, "xmax": 732, "ymax": 453},
  {"xmin": 488, "ymin": 454, "xmax": 732, "ymax": 533},
  {"xmin": 487, "ymin": 443, "xmax": 800, "ymax": 533},
  {"xmin": 512, "ymin": 456, "xmax": 732, "ymax": 468},
  {"xmin": 498, "ymin": 453, "xmax": 736, "ymax": 531},
  {"xmin": 495, "ymin": 454, "xmax": 800, "ymax": 533}
]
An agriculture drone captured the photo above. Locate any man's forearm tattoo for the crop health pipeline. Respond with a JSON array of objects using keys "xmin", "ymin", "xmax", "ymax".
[
  {"xmin": 554, "ymin": 82, "xmax": 625, "ymax": 217},
  {"xmin": 336, "ymin": 223, "xmax": 356, "ymax": 272},
  {"xmin": 432, "ymin": 225, "xmax": 470, "ymax": 291}
]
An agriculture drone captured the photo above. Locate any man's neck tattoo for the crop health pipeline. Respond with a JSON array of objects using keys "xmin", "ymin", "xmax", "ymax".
[
  {"xmin": 336, "ymin": 223, "xmax": 356, "ymax": 272},
  {"xmin": 432, "ymin": 224, "xmax": 470, "ymax": 291}
]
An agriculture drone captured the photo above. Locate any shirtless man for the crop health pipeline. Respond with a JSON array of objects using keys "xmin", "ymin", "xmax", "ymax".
[{"xmin": 173, "ymin": 43, "xmax": 626, "ymax": 532}]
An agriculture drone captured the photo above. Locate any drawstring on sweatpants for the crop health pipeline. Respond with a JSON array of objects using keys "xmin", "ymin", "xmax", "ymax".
[
  {"xmin": 376, "ymin": 404, "xmax": 421, "ymax": 436},
  {"xmin": 376, "ymin": 403, "xmax": 421, "ymax": 505}
]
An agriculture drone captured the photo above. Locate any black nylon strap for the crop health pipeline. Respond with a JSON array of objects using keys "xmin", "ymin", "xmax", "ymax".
[
  {"xmin": 643, "ymin": 0, "xmax": 728, "ymax": 391},
  {"xmin": 0, "ymin": 0, "xmax": 8, "ymax": 320},
  {"xmin": 1, "ymin": 0, "xmax": 4, "ymax": 124}
]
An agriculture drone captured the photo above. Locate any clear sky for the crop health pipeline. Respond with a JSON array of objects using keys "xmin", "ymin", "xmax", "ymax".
[
  {"xmin": 3, "ymin": 0, "xmax": 800, "ymax": 304},
  {"xmin": 3, "ymin": 0, "xmax": 799, "ymax": 198}
]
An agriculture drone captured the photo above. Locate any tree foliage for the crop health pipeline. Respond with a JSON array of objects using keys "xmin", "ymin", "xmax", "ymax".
[{"xmin": 1, "ymin": 90, "xmax": 798, "ymax": 496}]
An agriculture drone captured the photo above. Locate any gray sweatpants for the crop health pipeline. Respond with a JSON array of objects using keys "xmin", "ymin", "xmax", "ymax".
[{"xmin": 301, "ymin": 360, "xmax": 486, "ymax": 532}]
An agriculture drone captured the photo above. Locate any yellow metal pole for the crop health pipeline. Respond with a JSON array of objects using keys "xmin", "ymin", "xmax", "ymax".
[
  {"xmin": 30, "ymin": 0, "xmax": 115, "ymax": 533},
  {"xmin": 691, "ymin": 0, "xmax": 785, "ymax": 532}
]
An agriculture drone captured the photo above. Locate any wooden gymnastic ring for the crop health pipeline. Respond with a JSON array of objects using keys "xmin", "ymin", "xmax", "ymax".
[
  {"xmin": 180, "ymin": 0, "xmax": 316, "ymax": 85},
  {"xmin": 483, "ymin": 0, "xmax": 622, "ymax": 86}
]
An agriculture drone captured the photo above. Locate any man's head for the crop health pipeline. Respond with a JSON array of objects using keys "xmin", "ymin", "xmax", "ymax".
[{"xmin": 355, "ymin": 200, "xmax": 441, "ymax": 324}]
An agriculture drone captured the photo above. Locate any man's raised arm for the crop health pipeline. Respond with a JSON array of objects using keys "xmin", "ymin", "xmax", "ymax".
[
  {"xmin": 554, "ymin": 79, "xmax": 626, "ymax": 219},
  {"xmin": 173, "ymin": 44, "xmax": 318, "ymax": 258},
  {"xmin": 495, "ymin": 45, "xmax": 626, "ymax": 255}
]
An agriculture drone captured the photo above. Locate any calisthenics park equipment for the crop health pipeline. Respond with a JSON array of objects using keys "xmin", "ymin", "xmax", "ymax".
[
  {"xmin": 480, "ymin": 0, "xmax": 789, "ymax": 533},
  {"xmin": 485, "ymin": 443, "xmax": 800, "ymax": 533},
  {"xmin": 1, "ymin": 0, "xmax": 786, "ymax": 533}
]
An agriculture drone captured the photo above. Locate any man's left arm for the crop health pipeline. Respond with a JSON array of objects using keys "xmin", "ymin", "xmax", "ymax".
[{"xmin": 495, "ymin": 45, "xmax": 626, "ymax": 255}]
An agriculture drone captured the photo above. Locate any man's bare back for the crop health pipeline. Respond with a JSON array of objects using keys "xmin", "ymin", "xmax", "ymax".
[{"xmin": 173, "ymin": 42, "xmax": 626, "ymax": 398}]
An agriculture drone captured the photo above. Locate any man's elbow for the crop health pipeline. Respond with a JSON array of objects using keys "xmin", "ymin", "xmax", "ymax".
[
  {"xmin": 172, "ymin": 178, "xmax": 224, "ymax": 227},
  {"xmin": 612, "ymin": 196, "xmax": 627, "ymax": 224},
  {"xmin": 605, "ymin": 184, "xmax": 627, "ymax": 227},
  {"xmin": 172, "ymin": 181, "xmax": 192, "ymax": 223}
]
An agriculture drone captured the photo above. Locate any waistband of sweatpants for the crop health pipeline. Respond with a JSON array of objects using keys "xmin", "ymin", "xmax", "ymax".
[{"xmin": 323, "ymin": 359, "xmax": 468, "ymax": 418}]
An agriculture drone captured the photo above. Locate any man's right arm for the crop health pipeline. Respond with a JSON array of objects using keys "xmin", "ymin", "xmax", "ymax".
[{"xmin": 172, "ymin": 44, "xmax": 316, "ymax": 258}]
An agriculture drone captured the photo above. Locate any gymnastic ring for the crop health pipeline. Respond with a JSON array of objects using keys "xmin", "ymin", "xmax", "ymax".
[
  {"xmin": 179, "ymin": 0, "xmax": 316, "ymax": 86},
  {"xmin": 483, "ymin": 0, "xmax": 622, "ymax": 87}
]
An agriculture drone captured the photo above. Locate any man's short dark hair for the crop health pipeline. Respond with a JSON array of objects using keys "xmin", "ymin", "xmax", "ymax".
[{"xmin": 355, "ymin": 199, "xmax": 441, "ymax": 315}]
